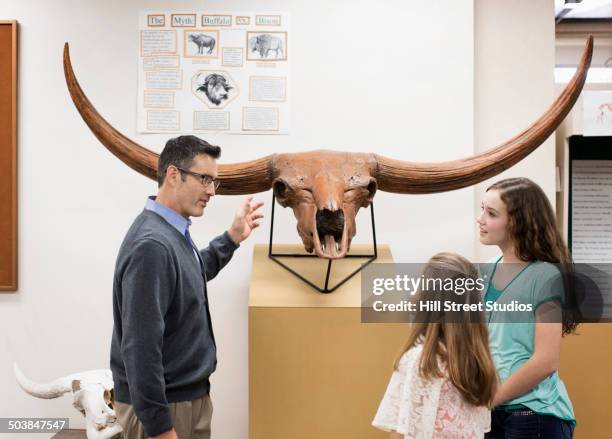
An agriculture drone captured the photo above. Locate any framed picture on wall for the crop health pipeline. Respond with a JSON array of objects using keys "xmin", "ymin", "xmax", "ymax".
[{"xmin": 0, "ymin": 20, "xmax": 17, "ymax": 291}]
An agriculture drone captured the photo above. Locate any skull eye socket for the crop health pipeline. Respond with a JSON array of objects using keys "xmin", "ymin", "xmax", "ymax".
[
  {"xmin": 345, "ymin": 179, "xmax": 377, "ymax": 206},
  {"xmin": 104, "ymin": 389, "xmax": 115, "ymax": 409},
  {"xmin": 366, "ymin": 179, "xmax": 377, "ymax": 202},
  {"xmin": 273, "ymin": 179, "xmax": 289, "ymax": 200},
  {"xmin": 71, "ymin": 379, "xmax": 81, "ymax": 392}
]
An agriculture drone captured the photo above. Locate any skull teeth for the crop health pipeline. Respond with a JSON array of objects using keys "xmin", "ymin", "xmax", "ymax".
[{"xmin": 322, "ymin": 234, "xmax": 339, "ymax": 257}]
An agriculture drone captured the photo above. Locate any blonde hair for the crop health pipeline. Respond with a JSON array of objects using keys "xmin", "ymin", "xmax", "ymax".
[{"xmin": 394, "ymin": 252, "xmax": 498, "ymax": 407}]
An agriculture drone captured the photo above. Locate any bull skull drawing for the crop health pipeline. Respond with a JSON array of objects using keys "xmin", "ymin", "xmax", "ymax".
[
  {"xmin": 14, "ymin": 363, "xmax": 122, "ymax": 439},
  {"xmin": 63, "ymin": 37, "xmax": 592, "ymax": 259}
]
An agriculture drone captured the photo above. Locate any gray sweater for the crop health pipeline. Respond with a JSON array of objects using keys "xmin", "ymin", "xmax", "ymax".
[{"xmin": 110, "ymin": 209, "xmax": 238, "ymax": 437}]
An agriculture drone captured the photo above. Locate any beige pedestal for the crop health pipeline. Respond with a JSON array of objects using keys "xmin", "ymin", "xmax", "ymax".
[
  {"xmin": 560, "ymin": 323, "xmax": 612, "ymax": 439},
  {"xmin": 249, "ymin": 244, "xmax": 407, "ymax": 439}
]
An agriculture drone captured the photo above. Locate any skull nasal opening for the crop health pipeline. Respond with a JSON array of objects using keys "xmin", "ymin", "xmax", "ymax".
[{"xmin": 316, "ymin": 209, "xmax": 344, "ymax": 241}]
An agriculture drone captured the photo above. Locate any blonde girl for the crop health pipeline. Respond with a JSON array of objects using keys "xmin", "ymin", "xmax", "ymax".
[{"xmin": 373, "ymin": 252, "xmax": 498, "ymax": 438}]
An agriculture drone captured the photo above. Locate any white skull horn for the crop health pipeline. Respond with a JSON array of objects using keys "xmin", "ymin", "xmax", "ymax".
[{"xmin": 14, "ymin": 363, "xmax": 73, "ymax": 399}]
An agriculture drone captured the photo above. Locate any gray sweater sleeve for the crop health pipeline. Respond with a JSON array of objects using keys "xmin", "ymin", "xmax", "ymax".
[
  {"xmin": 199, "ymin": 231, "xmax": 240, "ymax": 281},
  {"xmin": 119, "ymin": 239, "xmax": 176, "ymax": 437}
]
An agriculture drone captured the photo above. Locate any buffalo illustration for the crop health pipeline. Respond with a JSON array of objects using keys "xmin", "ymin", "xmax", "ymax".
[
  {"xmin": 189, "ymin": 33, "xmax": 216, "ymax": 55},
  {"xmin": 249, "ymin": 34, "xmax": 284, "ymax": 58},
  {"xmin": 196, "ymin": 73, "xmax": 233, "ymax": 106}
]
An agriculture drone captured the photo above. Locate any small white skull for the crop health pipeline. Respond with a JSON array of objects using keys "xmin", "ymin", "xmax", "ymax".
[{"xmin": 14, "ymin": 363, "xmax": 122, "ymax": 439}]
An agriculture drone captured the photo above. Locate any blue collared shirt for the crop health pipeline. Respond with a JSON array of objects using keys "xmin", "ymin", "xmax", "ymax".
[{"xmin": 145, "ymin": 196, "xmax": 199, "ymax": 261}]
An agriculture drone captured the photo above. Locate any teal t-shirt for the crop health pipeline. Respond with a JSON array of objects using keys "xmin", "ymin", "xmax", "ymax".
[{"xmin": 483, "ymin": 256, "xmax": 575, "ymax": 423}]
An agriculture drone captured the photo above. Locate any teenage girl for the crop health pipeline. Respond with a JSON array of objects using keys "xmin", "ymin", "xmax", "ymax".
[{"xmin": 477, "ymin": 178, "xmax": 578, "ymax": 439}]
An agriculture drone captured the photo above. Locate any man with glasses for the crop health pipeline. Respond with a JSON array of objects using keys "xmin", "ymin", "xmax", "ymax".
[{"xmin": 110, "ymin": 135, "xmax": 263, "ymax": 439}]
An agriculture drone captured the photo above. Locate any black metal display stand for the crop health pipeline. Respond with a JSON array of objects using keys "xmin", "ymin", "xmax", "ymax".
[{"xmin": 268, "ymin": 193, "xmax": 378, "ymax": 293}]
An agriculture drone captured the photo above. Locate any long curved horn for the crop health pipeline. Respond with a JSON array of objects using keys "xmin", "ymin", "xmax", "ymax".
[
  {"xmin": 63, "ymin": 43, "xmax": 274, "ymax": 195},
  {"xmin": 373, "ymin": 36, "xmax": 593, "ymax": 194},
  {"xmin": 14, "ymin": 363, "xmax": 72, "ymax": 399}
]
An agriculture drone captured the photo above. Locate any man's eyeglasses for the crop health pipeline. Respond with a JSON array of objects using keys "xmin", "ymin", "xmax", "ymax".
[{"xmin": 174, "ymin": 166, "xmax": 220, "ymax": 190}]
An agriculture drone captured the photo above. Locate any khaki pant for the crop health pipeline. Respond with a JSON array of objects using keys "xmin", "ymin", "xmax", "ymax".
[{"xmin": 115, "ymin": 394, "xmax": 212, "ymax": 439}]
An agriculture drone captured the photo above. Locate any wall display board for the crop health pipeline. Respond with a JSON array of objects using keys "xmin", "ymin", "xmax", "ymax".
[
  {"xmin": 569, "ymin": 136, "xmax": 612, "ymax": 263},
  {"xmin": 569, "ymin": 135, "xmax": 612, "ymax": 319},
  {"xmin": 0, "ymin": 21, "xmax": 17, "ymax": 291},
  {"xmin": 138, "ymin": 12, "xmax": 290, "ymax": 134}
]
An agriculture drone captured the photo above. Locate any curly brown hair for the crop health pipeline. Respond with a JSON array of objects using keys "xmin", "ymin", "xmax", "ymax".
[{"xmin": 486, "ymin": 178, "xmax": 580, "ymax": 335}]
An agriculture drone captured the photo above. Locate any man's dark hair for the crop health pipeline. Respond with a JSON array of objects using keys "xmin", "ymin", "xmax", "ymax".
[{"xmin": 157, "ymin": 135, "xmax": 221, "ymax": 187}]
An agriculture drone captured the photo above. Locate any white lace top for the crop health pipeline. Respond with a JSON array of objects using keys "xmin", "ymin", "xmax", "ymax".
[{"xmin": 372, "ymin": 343, "xmax": 490, "ymax": 438}]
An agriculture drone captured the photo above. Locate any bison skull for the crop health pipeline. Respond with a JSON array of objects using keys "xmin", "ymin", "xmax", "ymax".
[
  {"xmin": 14, "ymin": 363, "xmax": 122, "ymax": 439},
  {"xmin": 62, "ymin": 37, "xmax": 593, "ymax": 259},
  {"xmin": 271, "ymin": 151, "xmax": 376, "ymax": 257}
]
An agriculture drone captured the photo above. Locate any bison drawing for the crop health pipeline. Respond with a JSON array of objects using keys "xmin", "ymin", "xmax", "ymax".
[
  {"xmin": 196, "ymin": 73, "xmax": 233, "ymax": 106},
  {"xmin": 188, "ymin": 33, "xmax": 216, "ymax": 55},
  {"xmin": 249, "ymin": 34, "xmax": 284, "ymax": 59},
  {"xmin": 597, "ymin": 103, "xmax": 612, "ymax": 124}
]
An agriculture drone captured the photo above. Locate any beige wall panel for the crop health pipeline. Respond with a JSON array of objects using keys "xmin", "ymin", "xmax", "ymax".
[{"xmin": 560, "ymin": 324, "xmax": 612, "ymax": 438}]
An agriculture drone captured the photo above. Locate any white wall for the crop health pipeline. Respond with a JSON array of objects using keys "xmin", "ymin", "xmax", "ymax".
[
  {"xmin": 0, "ymin": 0, "xmax": 560, "ymax": 437},
  {"xmin": 0, "ymin": 1, "xmax": 475, "ymax": 437},
  {"xmin": 474, "ymin": 0, "xmax": 556, "ymax": 261}
]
